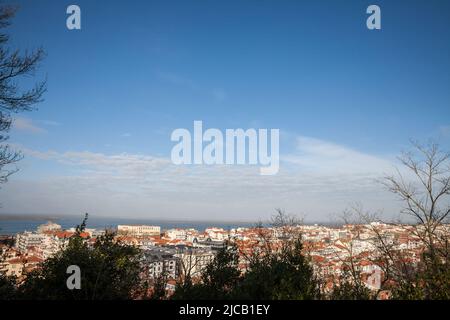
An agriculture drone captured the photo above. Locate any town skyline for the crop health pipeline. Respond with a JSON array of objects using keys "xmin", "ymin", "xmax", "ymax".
[
  {"xmin": 3, "ymin": 216, "xmax": 445, "ymax": 300},
  {"xmin": 0, "ymin": 0, "xmax": 449, "ymax": 305}
]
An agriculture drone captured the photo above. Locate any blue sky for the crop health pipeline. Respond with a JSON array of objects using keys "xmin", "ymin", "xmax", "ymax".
[{"xmin": 1, "ymin": 0, "xmax": 450, "ymax": 221}]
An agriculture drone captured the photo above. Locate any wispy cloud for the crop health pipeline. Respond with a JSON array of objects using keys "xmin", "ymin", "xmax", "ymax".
[
  {"xmin": 284, "ymin": 136, "xmax": 394, "ymax": 175},
  {"xmin": 38, "ymin": 120, "xmax": 61, "ymax": 127},
  {"xmin": 0, "ymin": 137, "xmax": 403, "ymax": 221},
  {"xmin": 25, "ymin": 149, "xmax": 172, "ymax": 177},
  {"xmin": 12, "ymin": 117, "xmax": 46, "ymax": 134}
]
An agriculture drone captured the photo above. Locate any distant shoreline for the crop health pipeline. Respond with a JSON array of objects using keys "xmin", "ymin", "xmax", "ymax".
[
  {"xmin": 0, "ymin": 215, "xmax": 258, "ymax": 236},
  {"xmin": 0, "ymin": 214, "xmax": 61, "ymax": 221},
  {"xmin": 0, "ymin": 213, "xmax": 345, "ymax": 236},
  {"xmin": 0, "ymin": 213, "xmax": 343, "ymax": 226},
  {"xmin": 0, "ymin": 213, "xmax": 260, "ymax": 225}
]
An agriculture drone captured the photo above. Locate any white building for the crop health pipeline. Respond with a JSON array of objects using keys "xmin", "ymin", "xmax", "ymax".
[
  {"xmin": 205, "ymin": 227, "xmax": 228, "ymax": 241},
  {"xmin": 165, "ymin": 228, "xmax": 187, "ymax": 240},
  {"xmin": 15, "ymin": 232, "xmax": 60, "ymax": 259},
  {"xmin": 175, "ymin": 247, "xmax": 215, "ymax": 279},
  {"xmin": 117, "ymin": 225, "xmax": 161, "ymax": 236},
  {"xmin": 15, "ymin": 232, "xmax": 46, "ymax": 252},
  {"xmin": 142, "ymin": 249, "xmax": 179, "ymax": 279},
  {"xmin": 37, "ymin": 221, "xmax": 62, "ymax": 233}
]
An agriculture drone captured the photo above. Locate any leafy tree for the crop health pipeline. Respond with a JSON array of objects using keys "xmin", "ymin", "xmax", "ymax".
[
  {"xmin": 149, "ymin": 272, "xmax": 169, "ymax": 300},
  {"xmin": 17, "ymin": 214, "xmax": 143, "ymax": 300},
  {"xmin": 0, "ymin": 275, "xmax": 16, "ymax": 300},
  {"xmin": 0, "ymin": 257, "xmax": 17, "ymax": 300},
  {"xmin": 199, "ymin": 243, "xmax": 241, "ymax": 299},
  {"xmin": 329, "ymin": 281, "xmax": 372, "ymax": 300},
  {"xmin": 329, "ymin": 267, "xmax": 373, "ymax": 300},
  {"xmin": 392, "ymin": 250, "xmax": 450, "ymax": 300},
  {"xmin": 173, "ymin": 211, "xmax": 320, "ymax": 300},
  {"xmin": 234, "ymin": 239, "xmax": 320, "ymax": 300},
  {"xmin": 172, "ymin": 243, "xmax": 241, "ymax": 300}
]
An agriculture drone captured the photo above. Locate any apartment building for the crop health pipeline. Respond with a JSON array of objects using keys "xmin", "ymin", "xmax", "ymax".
[
  {"xmin": 15, "ymin": 232, "xmax": 46, "ymax": 253},
  {"xmin": 117, "ymin": 225, "xmax": 161, "ymax": 236},
  {"xmin": 174, "ymin": 247, "xmax": 215, "ymax": 279},
  {"xmin": 141, "ymin": 249, "xmax": 179, "ymax": 279},
  {"xmin": 165, "ymin": 228, "xmax": 187, "ymax": 240}
]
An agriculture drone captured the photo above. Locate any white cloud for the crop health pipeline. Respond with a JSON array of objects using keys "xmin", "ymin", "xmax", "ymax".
[
  {"xmin": 12, "ymin": 117, "xmax": 46, "ymax": 134},
  {"xmin": 38, "ymin": 120, "xmax": 61, "ymax": 127},
  {"xmin": 284, "ymin": 136, "xmax": 394, "ymax": 175},
  {"xmin": 0, "ymin": 138, "xmax": 402, "ymax": 221}
]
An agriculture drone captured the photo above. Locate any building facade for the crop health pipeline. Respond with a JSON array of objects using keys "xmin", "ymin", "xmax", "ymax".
[{"xmin": 118, "ymin": 225, "xmax": 161, "ymax": 236}]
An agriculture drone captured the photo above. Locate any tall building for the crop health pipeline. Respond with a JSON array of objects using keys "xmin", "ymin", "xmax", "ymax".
[
  {"xmin": 141, "ymin": 249, "xmax": 179, "ymax": 279},
  {"xmin": 15, "ymin": 232, "xmax": 46, "ymax": 252},
  {"xmin": 175, "ymin": 247, "xmax": 215, "ymax": 279}
]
